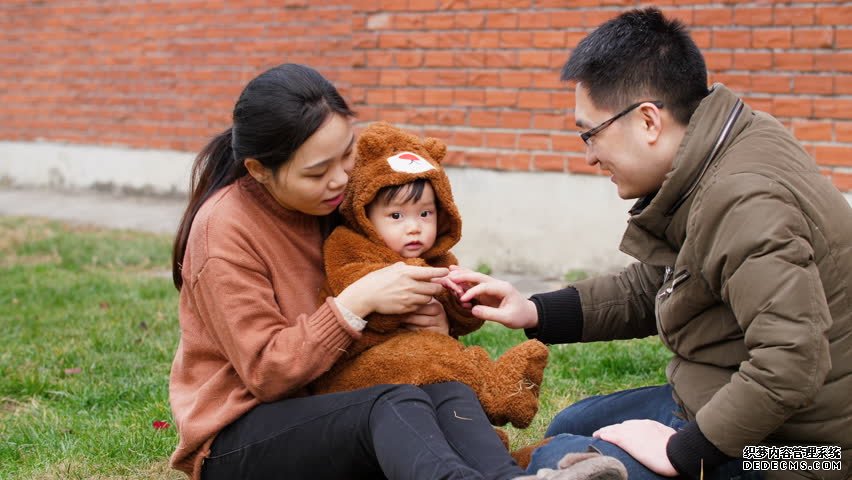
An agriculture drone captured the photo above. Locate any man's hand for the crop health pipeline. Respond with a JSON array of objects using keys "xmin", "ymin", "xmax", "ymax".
[
  {"xmin": 443, "ymin": 266, "xmax": 539, "ymax": 330},
  {"xmin": 593, "ymin": 419, "xmax": 678, "ymax": 477}
]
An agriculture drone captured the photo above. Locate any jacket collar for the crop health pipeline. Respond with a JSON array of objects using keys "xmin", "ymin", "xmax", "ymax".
[{"xmin": 620, "ymin": 84, "xmax": 751, "ymax": 265}]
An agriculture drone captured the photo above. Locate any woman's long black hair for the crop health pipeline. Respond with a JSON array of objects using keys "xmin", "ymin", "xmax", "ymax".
[{"xmin": 171, "ymin": 64, "xmax": 354, "ymax": 290}]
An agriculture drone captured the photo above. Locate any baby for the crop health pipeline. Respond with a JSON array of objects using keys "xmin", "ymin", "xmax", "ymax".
[{"xmin": 311, "ymin": 122, "xmax": 548, "ymax": 429}]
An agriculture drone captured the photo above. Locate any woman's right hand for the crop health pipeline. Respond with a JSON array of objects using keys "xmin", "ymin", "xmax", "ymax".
[{"xmin": 336, "ymin": 262, "xmax": 448, "ymax": 318}]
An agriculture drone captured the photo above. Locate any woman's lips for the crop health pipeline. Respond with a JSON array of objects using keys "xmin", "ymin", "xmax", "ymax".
[{"xmin": 323, "ymin": 193, "xmax": 344, "ymax": 206}]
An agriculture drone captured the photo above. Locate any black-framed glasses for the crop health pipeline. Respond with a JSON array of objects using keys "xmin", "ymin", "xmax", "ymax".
[{"xmin": 579, "ymin": 100, "xmax": 664, "ymax": 145}]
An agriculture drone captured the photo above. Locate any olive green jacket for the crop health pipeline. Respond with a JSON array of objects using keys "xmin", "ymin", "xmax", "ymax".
[{"xmin": 575, "ymin": 85, "xmax": 852, "ymax": 479}]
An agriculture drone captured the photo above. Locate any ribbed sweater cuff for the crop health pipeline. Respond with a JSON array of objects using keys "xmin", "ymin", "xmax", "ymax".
[
  {"xmin": 666, "ymin": 421, "xmax": 733, "ymax": 479},
  {"xmin": 525, "ymin": 288, "xmax": 583, "ymax": 344},
  {"xmin": 312, "ymin": 298, "xmax": 360, "ymax": 353}
]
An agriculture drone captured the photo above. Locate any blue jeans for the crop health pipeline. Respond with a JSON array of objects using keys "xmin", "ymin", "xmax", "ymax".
[{"xmin": 528, "ymin": 385, "xmax": 762, "ymax": 480}]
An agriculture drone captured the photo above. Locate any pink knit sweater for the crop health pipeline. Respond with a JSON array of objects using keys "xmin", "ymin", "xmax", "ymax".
[{"xmin": 169, "ymin": 176, "xmax": 360, "ymax": 479}]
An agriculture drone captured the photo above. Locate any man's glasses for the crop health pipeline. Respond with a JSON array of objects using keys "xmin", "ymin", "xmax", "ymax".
[{"xmin": 580, "ymin": 100, "xmax": 664, "ymax": 145}]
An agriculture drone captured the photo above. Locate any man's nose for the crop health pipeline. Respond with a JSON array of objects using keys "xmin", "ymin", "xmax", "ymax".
[{"xmin": 584, "ymin": 145, "xmax": 598, "ymax": 166}]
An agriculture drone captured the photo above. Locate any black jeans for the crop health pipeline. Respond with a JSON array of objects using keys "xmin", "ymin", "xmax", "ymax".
[{"xmin": 201, "ymin": 382, "xmax": 524, "ymax": 480}]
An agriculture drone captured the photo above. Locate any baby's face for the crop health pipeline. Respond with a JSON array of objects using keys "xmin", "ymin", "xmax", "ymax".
[{"xmin": 367, "ymin": 182, "xmax": 438, "ymax": 258}]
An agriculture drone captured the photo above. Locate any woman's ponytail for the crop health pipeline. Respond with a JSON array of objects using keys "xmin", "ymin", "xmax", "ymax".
[{"xmin": 171, "ymin": 128, "xmax": 245, "ymax": 290}]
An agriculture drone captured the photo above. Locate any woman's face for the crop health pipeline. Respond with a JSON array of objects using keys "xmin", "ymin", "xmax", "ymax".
[{"xmin": 257, "ymin": 114, "xmax": 355, "ymax": 216}]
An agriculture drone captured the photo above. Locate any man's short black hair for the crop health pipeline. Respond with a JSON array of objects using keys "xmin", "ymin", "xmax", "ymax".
[{"xmin": 562, "ymin": 7, "xmax": 709, "ymax": 125}]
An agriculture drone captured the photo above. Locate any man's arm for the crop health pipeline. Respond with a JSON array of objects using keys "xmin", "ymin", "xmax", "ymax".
[{"xmin": 528, "ymin": 262, "xmax": 663, "ymax": 344}]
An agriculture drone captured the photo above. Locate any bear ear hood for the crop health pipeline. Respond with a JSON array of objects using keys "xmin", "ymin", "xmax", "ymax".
[{"xmin": 339, "ymin": 122, "xmax": 462, "ymax": 258}]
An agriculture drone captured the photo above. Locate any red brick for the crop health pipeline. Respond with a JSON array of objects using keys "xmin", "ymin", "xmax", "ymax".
[
  {"xmin": 837, "ymin": 29, "xmax": 852, "ymax": 49},
  {"xmin": 752, "ymin": 28, "xmax": 791, "ymax": 48},
  {"xmin": 500, "ymin": 71, "xmax": 533, "ymax": 88},
  {"xmin": 442, "ymin": 150, "xmax": 464, "ymax": 167},
  {"xmin": 792, "ymin": 120, "xmax": 833, "ymax": 141},
  {"xmin": 380, "ymin": 70, "xmax": 408, "ymax": 86},
  {"xmin": 518, "ymin": 92, "xmax": 553, "ymax": 110},
  {"xmin": 501, "ymin": 111, "xmax": 532, "ymax": 129},
  {"xmin": 732, "ymin": 7, "xmax": 772, "ymax": 25},
  {"xmin": 773, "ymin": 7, "xmax": 815, "ymax": 26},
  {"xmin": 454, "ymin": 52, "xmax": 486, "ymax": 68},
  {"xmin": 519, "ymin": 134, "xmax": 551, "ymax": 150},
  {"xmin": 814, "ymin": 99, "xmax": 852, "ymax": 120},
  {"xmin": 694, "ymin": 8, "xmax": 734, "ymax": 26},
  {"xmin": 499, "ymin": 153, "xmax": 532, "ymax": 171},
  {"xmin": 773, "ymin": 97, "xmax": 813, "ymax": 117},
  {"xmin": 533, "ymin": 113, "xmax": 567, "ymax": 130},
  {"xmin": 815, "ymin": 6, "xmax": 852, "ymax": 26},
  {"xmin": 836, "ymin": 76, "xmax": 852, "ymax": 95},
  {"xmin": 424, "ymin": 14, "xmax": 455, "ymax": 29},
  {"xmin": 486, "ymin": 12, "xmax": 517, "ymax": 29},
  {"xmin": 395, "ymin": 51, "xmax": 424, "ymax": 68},
  {"xmin": 533, "ymin": 31, "xmax": 566, "ymax": 48},
  {"xmin": 713, "ymin": 30, "xmax": 751, "ymax": 49},
  {"xmin": 468, "ymin": 72, "xmax": 500, "ymax": 87},
  {"xmin": 815, "ymin": 53, "xmax": 852, "ymax": 73},
  {"xmin": 408, "ymin": 0, "xmax": 439, "ymax": 11},
  {"xmin": 469, "ymin": 110, "xmax": 500, "ymax": 128},
  {"xmin": 500, "ymin": 31, "xmax": 533, "ymax": 49},
  {"xmin": 551, "ymin": 11, "xmax": 585, "ymax": 28},
  {"xmin": 793, "ymin": 75, "xmax": 833, "ymax": 95},
  {"xmin": 711, "ymin": 74, "xmax": 751, "ymax": 93},
  {"xmin": 792, "ymin": 28, "xmax": 834, "ymax": 49},
  {"xmin": 750, "ymin": 74, "xmax": 792, "ymax": 94},
  {"xmin": 774, "ymin": 53, "xmax": 815, "ymax": 71},
  {"xmin": 836, "ymin": 122, "xmax": 852, "ymax": 142},
  {"xmin": 423, "ymin": 51, "xmax": 454, "ymax": 68},
  {"xmin": 453, "ymin": 130, "xmax": 484, "ymax": 148},
  {"xmin": 691, "ymin": 29, "xmax": 712, "ymax": 49},
  {"xmin": 366, "ymin": 88, "xmax": 395, "ymax": 104},
  {"xmin": 814, "ymin": 146, "xmax": 852, "ymax": 167},
  {"xmin": 395, "ymin": 88, "xmax": 424, "ymax": 105},
  {"xmin": 485, "ymin": 132, "xmax": 517, "ymax": 149},
  {"xmin": 466, "ymin": 152, "xmax": 498, "ymax": 169},
  {"xmin": 704, "ymin": 52, "xmax": 734, "ymax": 70},
  {"xmin": 533, "ymin": 154, "xmax": 565, "ymax": 172},
  {"xmin": 469, "ymin": 32, "xmax": 500, "ymax": 48},
  {"xmin": 423, "ymin": 89, "xmax": 455, "ymax": 106},
  {"xmin": 518, "ymin": 12, "xmax": 551, "ymax": 29},
  {"xmin": 734, "ymin": 52, "xmax": 773, "ymax": 71},
  {"xmin": 453, "ymin": 89, "xmax": 485, "ymax": 106},
  {"xmin": 485, "ymin": 51, "xmax": 517, "ymax": 68},
  {"xmin": 831, "ymin": 171, "xmax": 852, "ymax": 193},
  {"xmin": 518, "ymin": 51, "xmax": 551, "ymax": 68},
  {"xmin": 485, "ymin": 90, "xmax": 518, "ymax": 107},
  {"xmin": 454, "ymin": 12, "xmax": 485, "ymax": 29},
  {"xmin": 553, "ymin": 133, "xmax": 584, "ymax": 153}
]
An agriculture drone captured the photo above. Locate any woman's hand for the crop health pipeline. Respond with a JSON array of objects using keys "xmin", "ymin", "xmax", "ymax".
[
  {"xmin": 445, "ymin": 267, "xmax": 539, "ymax": 330},
  {"xmin": 400, "ymin": 298, "xmax": 449, "ymax": 335},
  {"xmin": 337, "ymin": 262, "xmax": 447, "ymax": 318}
]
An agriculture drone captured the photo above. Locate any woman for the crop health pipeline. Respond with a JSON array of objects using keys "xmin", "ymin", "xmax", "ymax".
[{"xmin": 168, "ymin": 63, "xmax": 588, "ymax": 480}]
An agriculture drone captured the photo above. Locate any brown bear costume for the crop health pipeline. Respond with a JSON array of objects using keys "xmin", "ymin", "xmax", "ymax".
[{"xmin": 310, "ymin": 122, "xmax": 549, "ymax": 429}]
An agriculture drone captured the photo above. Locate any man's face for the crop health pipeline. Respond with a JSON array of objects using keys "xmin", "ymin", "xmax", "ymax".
[{"xmin": 574, "ymin": 83, "xmax": 672, "ymax": 200}]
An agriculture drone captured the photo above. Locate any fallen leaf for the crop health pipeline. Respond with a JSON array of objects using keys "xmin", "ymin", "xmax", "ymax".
[
  {"xmin": 99, "ymin": 301, "xmax": 110, "ymax": 310},
  {"xmin": 11, "ymin": 298, "xmax": 19, "ymax": 305},
  {"xmin": 64, "ymin": 368, "xmax": 82, "ymax": 375},
  {"xmin": 152, "ymin": 420, "xmax": 171, "ymax": 430},
  {"xmin": 138, "ymin": 321, "xmax": 148, "ymax": 330}
]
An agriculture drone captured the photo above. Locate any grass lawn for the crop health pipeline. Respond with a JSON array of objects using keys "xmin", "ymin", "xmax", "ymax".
[{"xmin": 0, "ymin": 216, "xmax": 669, "ymax": 479}]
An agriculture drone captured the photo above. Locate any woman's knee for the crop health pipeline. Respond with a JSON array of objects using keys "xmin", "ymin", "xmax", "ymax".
[
  {"xmin": 421, "ymin": 381, "xmax": 477, "ymax": 403},
  {"xmin": 372, "ymin": 384, "xmax": 432, "ymax": 409}
]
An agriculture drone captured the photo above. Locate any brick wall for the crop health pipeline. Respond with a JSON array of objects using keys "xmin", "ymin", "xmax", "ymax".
[{"xmin": 2, "ymin": 1, "xmax": 850, "ymax": 192}]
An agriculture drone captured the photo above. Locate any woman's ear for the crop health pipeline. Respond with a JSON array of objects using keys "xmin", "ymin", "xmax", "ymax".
[
  {"xmin": 422, "ymin": 138, "xmax": 447, "ymax": 164},
  {"xmin": 244, "ymin": 158, "xmax": 271, "ymax": 183}
]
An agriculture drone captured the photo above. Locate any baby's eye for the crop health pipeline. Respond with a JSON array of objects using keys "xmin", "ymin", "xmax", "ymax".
[
  {"xmin": 390, "ymin": 212, "xmax": 402, "ymax": 220},
  {"xmin": 420, "ymin": 210, "xmax": 432, "ymax": 218}
]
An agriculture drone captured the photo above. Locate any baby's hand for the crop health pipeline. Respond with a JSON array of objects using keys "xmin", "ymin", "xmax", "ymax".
[{"xmin": 431, "ymin": 266, "xmax": 476, "ymax": 308}]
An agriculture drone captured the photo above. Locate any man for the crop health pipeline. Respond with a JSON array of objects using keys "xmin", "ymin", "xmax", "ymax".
[{"xmin": 447, "ymin": 7, "xmax": 852, "ymax": 480}]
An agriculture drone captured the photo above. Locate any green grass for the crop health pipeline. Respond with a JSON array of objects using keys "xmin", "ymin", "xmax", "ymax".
[{"xmin": 0, "ymin": 216, "xmax": 670, "ymax": 478}]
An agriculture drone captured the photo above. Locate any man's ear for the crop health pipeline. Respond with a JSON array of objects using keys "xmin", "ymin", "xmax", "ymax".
[
  {"xmin": 638, "ymin": 102, "xmax": 664, "ymax": 144},
  {"xmin": 244, "ymin": 158, "xmax": 271, "ymax": 183}
]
